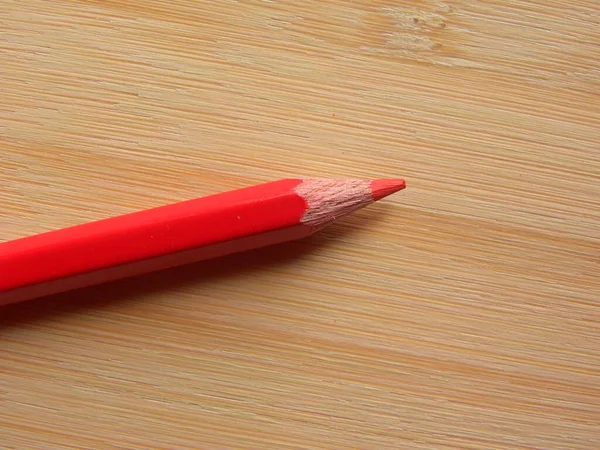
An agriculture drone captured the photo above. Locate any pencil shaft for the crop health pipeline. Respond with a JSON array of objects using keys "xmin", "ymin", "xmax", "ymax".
[
  {"xmin": 0, "ymin": 179, "xmax": 307, "ymax": 303},
  {"xmin": 0, "ymin": 225, "xmax": 309, "ymax": 306}
]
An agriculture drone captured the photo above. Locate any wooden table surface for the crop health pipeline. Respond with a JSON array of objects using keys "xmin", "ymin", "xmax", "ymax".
[{"xmin": 1, "ymin": 1, "xmax": 599, "ymax": 448}]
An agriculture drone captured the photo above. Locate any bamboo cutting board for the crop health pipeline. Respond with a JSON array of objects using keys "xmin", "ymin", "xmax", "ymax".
[{"xmin": 1, "ymin": 1, "xmax": 599, "ymax": 449}]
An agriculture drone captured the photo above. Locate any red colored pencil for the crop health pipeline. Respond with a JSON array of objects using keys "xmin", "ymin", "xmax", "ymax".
[{"xmin": 0, "ymin": 178, "xmax": 405, "ymax": 306}]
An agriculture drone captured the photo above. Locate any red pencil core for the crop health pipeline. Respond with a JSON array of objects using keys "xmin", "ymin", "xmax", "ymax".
[{"xmin": 370, "ymin": 179, "xmax": 406, "ymax": 201}]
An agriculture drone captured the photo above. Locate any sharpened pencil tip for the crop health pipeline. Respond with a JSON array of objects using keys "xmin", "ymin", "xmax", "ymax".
[{"xmin": 370, "ymin": 178, "xmax": 406, "ymax": 201}]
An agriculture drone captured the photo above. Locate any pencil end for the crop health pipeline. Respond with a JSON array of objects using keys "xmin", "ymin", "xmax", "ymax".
[
  {"xmin": 296, "ymin": 177, "xmax": 406, "ymax": 228},
  {"xmin": 370, "ymin": 178, "xmax": 406, "ymax": 201}
]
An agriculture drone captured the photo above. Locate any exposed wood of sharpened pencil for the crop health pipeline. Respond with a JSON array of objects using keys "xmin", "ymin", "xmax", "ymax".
[{"xmin": 0, "ymin": 178, "xmax": 405, "ymax": 306}]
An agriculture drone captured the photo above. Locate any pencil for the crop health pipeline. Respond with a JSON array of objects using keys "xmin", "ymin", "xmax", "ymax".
[{"xmin": 0, "ymin": 178, "xmax": 405, "ymax": 306}]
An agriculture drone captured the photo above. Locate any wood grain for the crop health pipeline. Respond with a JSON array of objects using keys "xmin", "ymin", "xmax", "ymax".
[{"xmin": 1, "ymin": 1, "xmax": 599, "ymax": 448}]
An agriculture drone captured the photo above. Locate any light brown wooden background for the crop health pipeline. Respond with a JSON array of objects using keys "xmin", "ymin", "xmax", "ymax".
[{"xmin": 1, "ymin": 1, "xmax": 599, "ymax": 448}]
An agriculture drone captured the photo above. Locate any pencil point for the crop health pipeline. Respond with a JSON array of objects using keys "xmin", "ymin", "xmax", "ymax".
[{"xmin": 370, "ymin": 179, "xmax": 406, "ymax": 201}]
